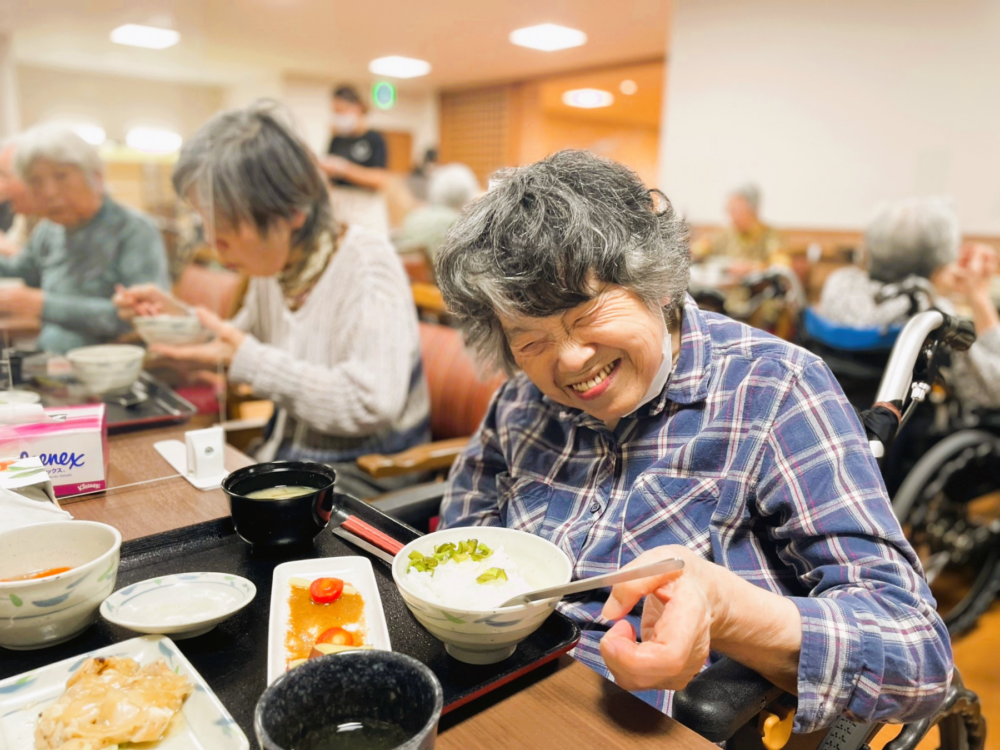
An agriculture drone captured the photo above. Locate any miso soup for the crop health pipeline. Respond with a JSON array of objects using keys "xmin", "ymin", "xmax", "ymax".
[{"xmin": 245, "ymin": 485, "xmax": 314, "ymax": 500}]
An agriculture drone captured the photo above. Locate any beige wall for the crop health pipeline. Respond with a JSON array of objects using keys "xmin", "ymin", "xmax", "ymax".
[
  {"xmin": 16, "ymin": 64, "xmax": 225, "ymax": 142},
  {"xmin": 660, "ymin": 0, "xmax": 1000, "ymax": 233}
]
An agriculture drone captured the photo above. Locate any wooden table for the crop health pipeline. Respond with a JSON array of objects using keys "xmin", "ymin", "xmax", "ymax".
[
  {"xmin": 65, "ymin": 425, "xmax": 253, "ymax": 539},
  {"xmin": 65, "ymin": 426, "xmax": 714, "ymax": 750}
]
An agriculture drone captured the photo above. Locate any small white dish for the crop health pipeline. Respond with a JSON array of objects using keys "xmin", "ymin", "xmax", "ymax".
[
  {"xmin": 267, "ymin": 557, "xmax": 391, "ymax": 685},
  {"xmin": 0, "ymin": 634, "xmax": 249, "ymax": 749},
  {"xmin": 101, "ymin": 572, "xmax": 256, "ymax": 639}
]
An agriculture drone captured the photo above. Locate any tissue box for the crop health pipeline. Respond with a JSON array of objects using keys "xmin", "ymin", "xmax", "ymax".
[
  {"xmin": 0, "ymin": 455, "xmax": 57, "ymax": 504},
  {"xmin": 0, "ymin": 404, "xmax": 108, "ymax": 497}
]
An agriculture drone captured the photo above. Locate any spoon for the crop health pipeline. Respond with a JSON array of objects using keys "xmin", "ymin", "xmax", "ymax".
[{"xmin": 499, "ymin": 557, "xmax": 685, "ymax": 607}]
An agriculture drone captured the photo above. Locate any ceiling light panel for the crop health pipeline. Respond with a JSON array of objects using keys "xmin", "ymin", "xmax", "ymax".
[
  {"xmin": 562, "ymin": 88, "xmax": 614, "ymax": 109},
  {"xmin": 110, "ymin": 24, "xmax": 180, "ymax": 49},
  {"xmin": 368, "ymin": 56, "xmax": 431, "ymax": 79},
  {"xmin": 510, "ymin": 24, "xmax": 587, "ymax": 52}
]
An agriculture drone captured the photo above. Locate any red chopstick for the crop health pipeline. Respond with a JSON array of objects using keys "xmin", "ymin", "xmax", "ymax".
[{"xmin": 340, "ymin": 516, "xmax": 405, "ymax": 556}]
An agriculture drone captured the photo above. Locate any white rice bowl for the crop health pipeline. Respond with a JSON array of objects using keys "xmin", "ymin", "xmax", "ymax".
[
  {"xmin": 392, "ymin": 527, "xmax": 573, "ymax": 665},
  {"xmin": 403, "ymin": 544, "xmax": 532, "ymax": 611}
]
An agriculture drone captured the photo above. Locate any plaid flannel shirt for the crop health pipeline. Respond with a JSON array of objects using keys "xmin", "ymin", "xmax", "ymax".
[{"xmin": 440, "ymin": 297, "xmax": 952, "ymax": 733}]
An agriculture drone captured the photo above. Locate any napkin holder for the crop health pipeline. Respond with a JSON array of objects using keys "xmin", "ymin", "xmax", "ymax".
[{"xmin": 154, "ymin": 426, "xmax": 229, "ymax": 491}]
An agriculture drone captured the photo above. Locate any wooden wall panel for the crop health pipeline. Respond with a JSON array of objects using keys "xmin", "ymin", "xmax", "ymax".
[{"xmin": 438, "ymin": 86, "xmax": 515, "ymax": 186}]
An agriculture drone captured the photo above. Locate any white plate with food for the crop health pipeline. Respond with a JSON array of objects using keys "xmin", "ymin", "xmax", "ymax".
[
  {"xmin": 267, "ymin": 557, "xmax": 392, "ymax": 685},
  {"xmin": 0, "ymin": 634, "xmax": 248, "ymax": 749},
  {"xmin": 100, "ymin": 572, "xmax": 256, "ymax": 638}
]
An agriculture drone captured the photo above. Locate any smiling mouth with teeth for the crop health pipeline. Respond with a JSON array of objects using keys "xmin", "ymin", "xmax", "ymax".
[{"xmin": 569, "ymin": 360, "xmax": 619, "ymax": 393}]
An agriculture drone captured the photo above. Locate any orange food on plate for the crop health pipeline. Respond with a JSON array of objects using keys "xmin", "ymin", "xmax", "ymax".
[
  {"xmin": 285, "ymin": 578, "xmax": 366, "ymax": 668},
  {"xmin": 1, "ymin": 567, "xmax": 72, "ymax": 582}
]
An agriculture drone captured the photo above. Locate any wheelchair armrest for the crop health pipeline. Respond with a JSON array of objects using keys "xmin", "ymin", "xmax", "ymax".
[
  {"xmin": 672, "ymin": 657, "xmax": 785, "ymax": 743},
  {"xmin": 356, "ymin": 437, "xmax": 468, "ymax": 479},
  {"xmin": 369, "ymin": 482, "xmax": 447, "ymax": 529}
]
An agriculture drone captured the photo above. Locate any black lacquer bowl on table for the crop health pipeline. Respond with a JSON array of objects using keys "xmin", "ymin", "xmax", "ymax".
[{"xmin": 223, "ymin": 461, "xmax": 338, "ymax": 548}]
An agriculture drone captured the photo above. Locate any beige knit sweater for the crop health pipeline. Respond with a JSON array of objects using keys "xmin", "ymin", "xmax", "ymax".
[{"xmin": 228, "ymin": 225, "xmax": 430, "ymax": 461}]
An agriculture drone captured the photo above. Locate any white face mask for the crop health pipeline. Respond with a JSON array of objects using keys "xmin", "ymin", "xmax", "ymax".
[
  {"xmin": 630, "ymin": 314, "xmax": 673, "ymax": 414},
  {"xmin": 331, "ymin": 113, "xmax": 360, "ymax": 134}
]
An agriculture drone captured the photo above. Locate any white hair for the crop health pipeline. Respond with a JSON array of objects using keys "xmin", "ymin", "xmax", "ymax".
[
  {"xmin": 13, "ymin": 125, "xmax": 103, "ymax": 185},
  {"xmin": 428, "ymin": 163, "xmax": 481, "ymax": 210},
  {"xmin": 729, "ymin": 182, "xmax": 761, "ymax": 214},
  {"xmin": 866, "ymin": 197, "xmax": 959, "ymax": 283}
]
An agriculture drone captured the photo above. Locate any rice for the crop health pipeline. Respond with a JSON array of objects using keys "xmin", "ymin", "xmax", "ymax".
[{"xmin": 404, "ymin": 544, "xmax": 532, "ymax": 610}]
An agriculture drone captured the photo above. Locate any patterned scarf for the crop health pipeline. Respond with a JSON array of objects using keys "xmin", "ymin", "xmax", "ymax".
[{"xmin": 276, "ymin": 229, "xmax": 338, "ymax": 311}]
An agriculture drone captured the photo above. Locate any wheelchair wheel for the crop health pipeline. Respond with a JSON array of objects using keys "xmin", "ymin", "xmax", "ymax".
[{"xmin": 892, "ymin": 429, "xmax": 1000, "ymax": 637}]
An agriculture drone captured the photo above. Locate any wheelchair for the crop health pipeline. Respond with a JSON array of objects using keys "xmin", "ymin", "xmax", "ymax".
[
  {"xmin": 801, "ymin": 307, "xmax": 1000, "ymax": 638},
  {"xmin": 367, "ymin": 310, "xmax": 986, "ymax": 750}
]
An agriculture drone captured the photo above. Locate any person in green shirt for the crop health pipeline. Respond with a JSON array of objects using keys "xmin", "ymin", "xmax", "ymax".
[{"xmin": 0, "ymin": 125, "xmax": 169, "ymax": 353}]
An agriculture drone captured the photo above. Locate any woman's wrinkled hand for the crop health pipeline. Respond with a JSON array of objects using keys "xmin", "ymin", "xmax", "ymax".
[
  {"xmin": 113, "ymin": 284, "xmax": 189, "ymax": 320},
  {"xmin": 599, "ymin": 546, "xmax": 717, "ymax": 693},
  {"xmin": 149, "ymin": 308, "xmax": 246, "ymax": 368}
]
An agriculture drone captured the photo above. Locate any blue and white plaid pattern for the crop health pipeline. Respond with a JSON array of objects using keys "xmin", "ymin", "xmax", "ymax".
[{"xmin": 440, "ymin": 297, "xmax": 952, "ymax": 733}]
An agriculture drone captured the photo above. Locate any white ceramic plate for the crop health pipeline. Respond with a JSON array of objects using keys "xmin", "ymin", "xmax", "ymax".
[
  {"xmin": 101, "ymin": 572, "xmax": 256, "ymax": 639},
  {"xmin": 267, "ymin": 557, "xmax": 391, "ymax": 684},
  {"xmin": 0, "ymin": 634, "xmax": 248, "ymax": 749}
]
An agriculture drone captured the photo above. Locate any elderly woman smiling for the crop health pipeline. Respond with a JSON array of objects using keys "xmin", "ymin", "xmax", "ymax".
[
  {"xmin": 0, "ymin": 125, "xmax": 168, "ymax": 353},
  {"xmin": 436, "ymin": 151, "xmax": 951, "ymax": 733}
]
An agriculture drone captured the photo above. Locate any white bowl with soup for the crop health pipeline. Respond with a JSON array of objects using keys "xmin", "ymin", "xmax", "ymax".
[{"xmin": 0, "ymin": 521, "xmax": 121, "ymax": 650}]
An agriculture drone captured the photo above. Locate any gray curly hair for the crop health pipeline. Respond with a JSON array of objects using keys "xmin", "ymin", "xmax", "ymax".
[
  {"xmin": 435, "ymin": 150, "xmax": 690, "ymax": 375},
  {"xmin": 866, "ymin": 197, "xmax": 960, "ymax": 284}
]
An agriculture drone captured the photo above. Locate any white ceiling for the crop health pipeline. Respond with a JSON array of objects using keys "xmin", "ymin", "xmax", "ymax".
[{"xmin": 4, "ymin": 0, "xmax": 670, "ymax": 91}]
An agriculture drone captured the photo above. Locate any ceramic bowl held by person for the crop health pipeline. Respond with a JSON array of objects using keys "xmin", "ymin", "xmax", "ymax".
[
  {"xmin": 134, "ymin": 315, "xmax": 212, "ymax": 347},
  {"xmin": 392, "ymin": 527, "xmax": 573, "ymax": 665},
  {"xmin": 223, "ymin": 461, "xmax": 340, "ymax": 548},
  {"xmin": 255, "ymin": 650, "xmax": 443, "ymax": 750},
  {"xmin": 66, "ymin": 344, "xmax": 145, "ymax": 395},
  {"xmin": 0, "ymin": 520, "xmax": 121, "ymax": 650}
]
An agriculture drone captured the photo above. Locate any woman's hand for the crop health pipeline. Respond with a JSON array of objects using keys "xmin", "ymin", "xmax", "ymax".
[
  {"xmin": 0, "ymin": 286, "xmax": 44, "ymax": 318},
  {"xmin": 113, "ymin": 284, "xmax": 190, "ymax": 320},
  {"xmin": 599, "ymin": 546, "xmax": 716, "ymax": 692},
  {"xmin": 600, "ymin": 545, "xmax": 802, "ymax": 695},
  {"xmin": 149, "ymin": 308, "xmax": 246, "ymax": 368}
]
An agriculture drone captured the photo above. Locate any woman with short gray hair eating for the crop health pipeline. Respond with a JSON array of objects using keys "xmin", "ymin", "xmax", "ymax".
[{"xmin": 115, "ymin": 103, "xmax": 429, "ymax": 498}]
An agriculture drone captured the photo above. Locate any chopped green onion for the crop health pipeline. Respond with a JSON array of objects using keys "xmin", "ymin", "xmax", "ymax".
[
  {"xmin": 476, "ymin": 567, "xmax": 507, "ymax": 584},
  {"xmin": 409, "ymin": 539, "xmax": 496, "ymax": 575}
]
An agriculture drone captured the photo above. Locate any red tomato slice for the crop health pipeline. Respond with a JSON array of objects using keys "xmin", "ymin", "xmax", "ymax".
[
  {"xmin": 309, "ymin": 577, "xmax": 344, "ymax": 604},
  {"xmin": 316, "ymin": 627, "xmax": 354, "ymax": 647}
]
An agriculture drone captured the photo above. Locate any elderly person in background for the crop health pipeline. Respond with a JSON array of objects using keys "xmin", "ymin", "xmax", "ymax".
[
  {"xmin": 695, "ymin": 182, "xmax": 787, "ymax": 271},
  {"xmin": 0, "ymin": 126, "xmax": 169, "ymax": 353},
  {"xmin": 436, "ymin": 150, "xmax": 950, "ymax": 733},
  {"xmin": 0, "ymin": 138, "xmax": 40, "ymax": 257},
  {"xmin": 819, "ymin": 198, "xmax": 1000, "ymax": 411},
  {"xmin": 394, "ymin": 163, "xmax": 480, "ymax": 263},
  {"xmin": 115, "ymin": 103, "xmax": 429, "ymax": 498}
]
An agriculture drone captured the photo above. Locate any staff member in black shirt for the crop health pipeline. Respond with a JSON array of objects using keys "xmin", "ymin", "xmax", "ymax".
[{"xmin": 321, "ymin": 85, "xmax": 388, "ymax": 191}]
